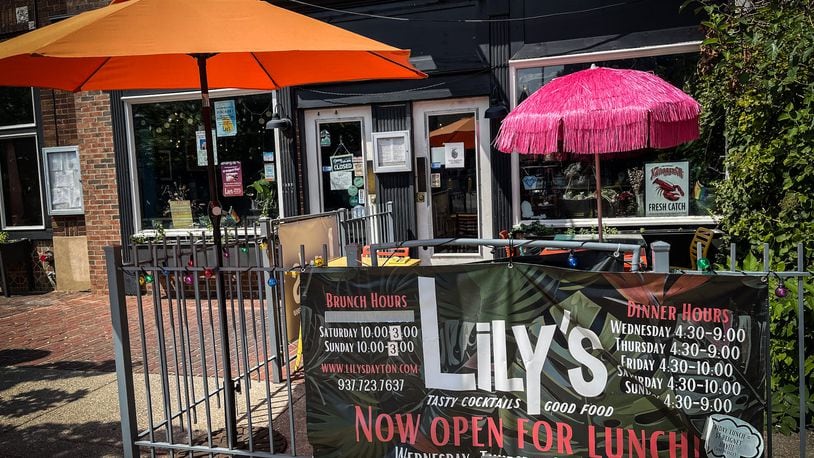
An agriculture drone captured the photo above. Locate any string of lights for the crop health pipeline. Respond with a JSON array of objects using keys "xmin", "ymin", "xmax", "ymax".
[{"xmin": 281, "ymin": 0, "xmax": 643, "ymax": 23}]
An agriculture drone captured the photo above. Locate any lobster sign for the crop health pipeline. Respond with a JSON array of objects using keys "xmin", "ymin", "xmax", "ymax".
[{"xmin": 644, "ymin": 162, "xmax": 690, "ymax": 216}]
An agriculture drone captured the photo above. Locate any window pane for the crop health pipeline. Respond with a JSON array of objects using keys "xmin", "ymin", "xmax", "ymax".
[
  {"xmin": 318, "ymin": 120, "xmax": 365, "ymax": 212},
  {"xmin": 0, "ymin": 136, "xmax": 43, "ymax": 227},
  {"xmin": 428, "ymin": 113, "xmax": 478, "ymax": 253},
  {"xmin": 515, "ymin": 53, "xmax": 711, "ymax": 221},
  {"xmin": 519, "ymin": 155, "xmax": 710, "ymax": 220},
  {"xmin": 133, "ymin": 93, "xmax": 274, "ymax": 229},
  {"xmin": 0, "ymin": 87, "xmax": 35, "ymax": 127}
]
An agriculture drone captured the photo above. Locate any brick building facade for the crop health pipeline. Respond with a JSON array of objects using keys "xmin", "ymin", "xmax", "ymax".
[{"xmin": 1, "ymin": 0, "xmax": 114, "ymax": 293}]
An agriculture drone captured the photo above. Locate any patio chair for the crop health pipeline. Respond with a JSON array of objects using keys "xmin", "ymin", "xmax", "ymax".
[{"xmin": 688, "ymin": 227, "xmax": 715, "ymax": 269}]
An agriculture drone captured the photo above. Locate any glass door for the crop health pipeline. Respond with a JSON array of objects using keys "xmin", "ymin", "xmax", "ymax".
[
  {"xmin": 304, "ymin": 107, "xmax": 372, "ymax": 214},
  {"xmin": 412, "ymin": 97, "xmax": 492, "ymax": 264},
  {"xmin": 317, "ymin": 120, "xmax": 365, "ymax": 213}
]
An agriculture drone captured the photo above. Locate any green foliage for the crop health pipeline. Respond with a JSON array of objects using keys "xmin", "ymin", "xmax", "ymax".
[
  {"xmin": 689, "ymin": 0, "xmax": 814, "ymax": 261},
  {"xmin": 247, "ymin": 178, "xmax": 278, "ymax": 219},
  {"xmin": 729, "ymin": 252, "xmax": 814, "ymax": 433},
  {"xmin": 690, "ymin": 1, "xmax": 814, "ymax": 431},
  {"xmin": 0, "ymin": 231, "xmax": 8, "ymax": 244},
  {"xmin": 510, "ymin": 221, "xmax": 554, "ymax": 237}
]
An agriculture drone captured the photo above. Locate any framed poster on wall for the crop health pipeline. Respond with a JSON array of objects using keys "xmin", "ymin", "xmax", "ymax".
[
  {"xmin": 372, "ymin": 130, "xmax": 411, "ymax": 173},
  {"xmin": 42, "ymin": 146, "xmax": 84, "ymax": 215}
]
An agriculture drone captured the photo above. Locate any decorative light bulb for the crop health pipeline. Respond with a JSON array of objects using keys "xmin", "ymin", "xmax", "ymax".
[
  {"xmin": 138, "ymin": 275, "xmax": 146, "ymax": 286},
  {"xmin": 775, "ymin": 285, "xmax": 788, "ymax": 298},
  {"xmin": 240, "ymin": 246, "xmax": 249, "ymax": 253},
  {"xmin": 204, "ymin": 268, "xmax": 214, "ymax": 279},
  {"xmin": 187, "ymin": 258, "xmax": 195, "ymax": 267},
  {"xmin": 567, "ymin": 251, "xmax": 578, "ymax": 269},
  {"xmin": 183, "ymin": 274, "xmax": 194, "ymax": 285},
  {"xmin": 144, "ymin": 273, "xmax": 154, "ymax": 284},
  {"xmin": 696, "ymin": 257, "xmax": 711, "ymax": 271},
  {"xmin": 267, "ymin": 277, "xmax": 277, "ymax": 287},
  {"xmin": 259, "ymin": 242, "xmax": 268, "ymax": 250}
]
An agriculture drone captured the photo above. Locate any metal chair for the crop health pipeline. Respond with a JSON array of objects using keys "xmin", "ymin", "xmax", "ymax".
[{"xmin": 689, "ymin": 227, "xmax": 715, "ymax": 269}]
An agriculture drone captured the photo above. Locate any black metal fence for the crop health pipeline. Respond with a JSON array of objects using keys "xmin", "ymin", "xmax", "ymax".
[{"xmin": 108, "ymin": 231, "xmax": 810, "ymax": 458}]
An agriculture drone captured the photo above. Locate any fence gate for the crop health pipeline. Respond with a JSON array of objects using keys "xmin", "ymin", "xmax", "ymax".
[{"xmin": 108, "ymin": 224, "xmax": 810, "ymax": 458}]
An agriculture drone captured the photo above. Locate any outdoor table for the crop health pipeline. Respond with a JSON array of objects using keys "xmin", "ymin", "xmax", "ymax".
[{"xmin": 327, "ymin": 256, "xmax": 420, "ymax": 267}]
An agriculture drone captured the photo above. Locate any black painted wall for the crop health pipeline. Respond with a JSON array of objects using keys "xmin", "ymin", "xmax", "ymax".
[{"xmin": 371, "ymin": 103, "xmax": 416, "ymax": 242}]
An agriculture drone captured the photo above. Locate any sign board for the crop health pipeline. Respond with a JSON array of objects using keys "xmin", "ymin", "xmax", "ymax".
[
  {"xmin": 214, "ymin": 99, "xmax": 237, "ymax": 137},
  {"xmin": 169, "ymin": 200, "xmax": 194, "ymax": 228},
  {"xmin": 42, "ymin": 146, "xmax": 83, "ymax": 215},
  {"xmin": 645, "ymin": 161, "xmax": 689, "ymax": 217},
  {"xmin": 444, "ymin": 142, "xmax": 465, "ymax": 168},
  {"xmin": 220, "ymin": 161, "xmax": 243, "ymax": 197},
  {"xmin": 373, "ymin": 130, "xmax": 411, "ymax": 173},
  {"xmin": 303, "ymin": 264, "xmax": 767, "ymax": 457},
  {"xmin": 331, "ymin": 154, "xmax": 355, "ymax": 172}
]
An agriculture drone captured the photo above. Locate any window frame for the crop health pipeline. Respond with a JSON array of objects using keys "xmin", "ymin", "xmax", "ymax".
[
  {"xmin": 0, "ymin": 87, "xmax": 36, "ymax": 131},
  {"xmin": 122, "ymin": 88, "xmax": 277, "ymax": 233},
  {"xmin": 0, "ymin": 131, "xmax": 46, "ymax": 230},
  {"xmin": 507, "ymin": 41, "xmax": 708, "ymax": 227}
]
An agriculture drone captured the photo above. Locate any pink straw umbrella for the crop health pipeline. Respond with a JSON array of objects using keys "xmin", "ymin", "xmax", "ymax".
[{"xmin": 495, "ymin": 66, "xmax": 701, "ymax": 241}]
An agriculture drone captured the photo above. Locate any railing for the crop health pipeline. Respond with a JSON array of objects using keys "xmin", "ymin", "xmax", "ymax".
[
  {"xmin": 337, "ymin": 201, "xmax": 394, "ymax": 254},
  {"xmin": 108, "ymin": 231, "xmax": 811, "ymax": 458}
]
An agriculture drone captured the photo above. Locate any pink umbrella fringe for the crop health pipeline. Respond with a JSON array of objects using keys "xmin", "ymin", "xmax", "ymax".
[{"xmin": 495, "ymin": 67, "xmax": 700, "ymax": 155}]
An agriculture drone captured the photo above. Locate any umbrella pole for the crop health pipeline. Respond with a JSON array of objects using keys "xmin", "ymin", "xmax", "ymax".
[
  {"xmin": 595, "ymin": 152, "xmax": 603, "ymax": 242},
  {"xmin": 197, "ymin": 54, "xmax": 239, "ymax": 448}
]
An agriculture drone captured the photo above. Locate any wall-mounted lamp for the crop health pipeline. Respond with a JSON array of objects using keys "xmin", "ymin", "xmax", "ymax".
[
  {"xmin": 265, "ymin": 113, "xmax": 292, "ymax": 131},
  {"xmin": 485, "ymin": 103, "xmax": 508, "ymax": 119}
]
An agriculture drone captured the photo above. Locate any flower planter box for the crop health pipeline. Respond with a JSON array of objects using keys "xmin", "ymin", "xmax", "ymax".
[{"xmin": 560, "ymin": 199, "xmax": 593, "ymax": 218}]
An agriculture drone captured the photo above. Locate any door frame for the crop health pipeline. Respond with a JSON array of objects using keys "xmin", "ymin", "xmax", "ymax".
[
  {"xmin": 412, "ymin": 97, "xmax": 492, "ymax": 265},
  {"xmin": 304, "ymin": 106, "xmax": 373, "ymax": 213}
]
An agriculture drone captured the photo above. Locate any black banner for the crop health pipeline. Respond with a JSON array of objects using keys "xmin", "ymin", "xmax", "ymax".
[{"xmin": 302, "ymin": 264, "xmax": 767, "ymax": 457}]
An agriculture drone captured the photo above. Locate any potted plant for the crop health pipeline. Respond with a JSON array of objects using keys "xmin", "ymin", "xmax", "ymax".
[{"xmin": 247, "ymin": 178, "xmax": 278, "ymax": 219}]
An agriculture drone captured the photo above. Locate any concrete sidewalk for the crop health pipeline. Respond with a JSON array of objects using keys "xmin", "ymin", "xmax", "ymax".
[{"xmin": 0, "ymin": 291, "xmax": 310, "ymax": 457}]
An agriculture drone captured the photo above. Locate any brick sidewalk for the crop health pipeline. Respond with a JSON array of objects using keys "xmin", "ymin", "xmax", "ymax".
[{"xmin": 0, "ymin": 292, "xmax": 117, "ymax": 371}]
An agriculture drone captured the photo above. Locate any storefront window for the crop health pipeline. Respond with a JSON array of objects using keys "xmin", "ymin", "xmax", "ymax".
[
  {"xmin": 0, "ymin": 135, "xmax": 44, "ymax": 228},
  {"xmin": 514, "ymin": 52, "xmax": 713, "ymax": 223},
  {"xmin": 132, "ymin": 92, "xmax": 275, "ymax": 230},
  {"xmin": 318, "ymin": 120, "xmax": 365, "ymax": 213},
  {"xmin": 0, "ymin": 87, "xmax": 35, "ymax": 128},
  {"xmin": 428, "ymin": 112, "xmax": 478, "ymax": 253}
]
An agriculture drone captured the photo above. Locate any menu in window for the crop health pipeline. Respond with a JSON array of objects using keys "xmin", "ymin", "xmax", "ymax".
[
  {"xmin": 169, "ymin": 200, "xmax": 194, "ymax": 228},
  {"xmin": 45, "ymin": 148, "xmax": 83, "ymax": 213}
]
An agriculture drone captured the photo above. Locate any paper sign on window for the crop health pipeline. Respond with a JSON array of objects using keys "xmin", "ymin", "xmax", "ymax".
[
  {"xmin": 444, "ymin": 142, "xmax": 465, "ymax": 169},
  {"xmin": 196, "ymin": 130, "xmax": 219, "ymax": 166},
  {"xmin": 214, "ymin": 100, "xmax": 237, "ymax": 137}
]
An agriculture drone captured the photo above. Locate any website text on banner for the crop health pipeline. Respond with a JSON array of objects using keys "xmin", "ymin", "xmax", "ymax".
[{"xmin": 302, "ymin": 265, "xmax": 767, "ymax": 458}]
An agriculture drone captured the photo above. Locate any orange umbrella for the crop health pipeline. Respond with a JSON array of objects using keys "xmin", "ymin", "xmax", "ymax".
[
  {"xmin": 429, "ymin": 116, "xmax": 476, "ymax": 149},
  {"xmin": 0, "ymin": 0, "xmax": 424, "ymax": 446},
  {"xmin": 0, "ymin": 0, "xmax": 423, "ymax": 91}
]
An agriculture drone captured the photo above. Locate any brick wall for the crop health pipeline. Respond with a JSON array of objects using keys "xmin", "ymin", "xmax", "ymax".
[{"xmin": 76, "ymin": 91, "xmax": 118, "ymax": 293}]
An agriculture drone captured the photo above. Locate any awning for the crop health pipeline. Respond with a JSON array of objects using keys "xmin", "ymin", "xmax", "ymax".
[{"xmin": 511, "ymin": 26, "xmax": 703, "ymax": 63}]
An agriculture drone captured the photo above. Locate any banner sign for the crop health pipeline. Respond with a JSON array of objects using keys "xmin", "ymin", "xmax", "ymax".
[{"xmin": 302, "ymin": 264, "xmax": 767, "ymax": 458}]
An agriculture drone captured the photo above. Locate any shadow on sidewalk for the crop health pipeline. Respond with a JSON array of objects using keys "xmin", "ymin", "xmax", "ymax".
[{"xmin": 0, "ymin": 421, "xmax": 123, "ymax": 457}]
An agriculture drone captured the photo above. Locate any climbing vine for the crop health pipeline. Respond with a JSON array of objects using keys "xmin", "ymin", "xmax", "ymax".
[{"xmin": 687, "ymin": 0, "xmax": 814, "ymax": 432}]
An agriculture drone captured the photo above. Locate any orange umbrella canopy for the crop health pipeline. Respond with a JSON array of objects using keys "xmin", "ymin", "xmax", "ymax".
[
  {"xmin": 429, "ymin": 117, "xmax": 475, "ymax": 149},
  {"xmin": 0, "ymin": 0, "xmax": 425, "ymax": 91}
]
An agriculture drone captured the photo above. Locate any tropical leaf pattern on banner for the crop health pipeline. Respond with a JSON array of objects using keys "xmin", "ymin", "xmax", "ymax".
[{"xmin": 302, "ymin": 263, "xmax": 767, "ymax": 457}]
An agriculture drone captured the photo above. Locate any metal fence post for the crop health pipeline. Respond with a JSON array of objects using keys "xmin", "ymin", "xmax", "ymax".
[
  {"xmin": 797, "ymin": 242, "xmax": 806, "ymax": 458},
  {"xmin": 105, "ymin": 246, "xmax": 138, "ymax": 458},
  {"xmin": 650, "ymin": 241, "xmax": 670, "ymax": 273},
  {"xmin": 260, "ymin": 222, "xmax": 283, "ymax": 383}
]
